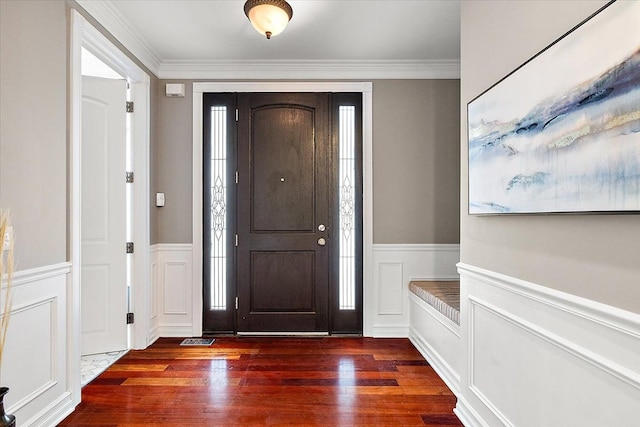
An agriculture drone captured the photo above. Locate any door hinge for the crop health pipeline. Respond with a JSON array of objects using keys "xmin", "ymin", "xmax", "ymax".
[
  {"xmin": 235, "ymin": 297, "xmax": 238, "ymax": 310},
  {"xmin": 126, "ymin": 242, "xmax": 134, "ymax": 254},
  {"xmin": 126, "ymin": 312, "xmax": 134, "ymax": 324},
  {"xmin": 235, "ymin": 108, "xmax": 239, "ymax": 122},
  {"xmin": 235, "ymin": 171, "xmax": 239, "ymax": 184},
  {"xmin": 235, "ymin": 234, "xmax": 238, "ymax": 247},
  {"xmin": 126, "ymin": 171, "xmax": 134, "ymax": 183},
  {"xmin": 126, "ymin": 101, "xmax": 134, "ymax": 113}
]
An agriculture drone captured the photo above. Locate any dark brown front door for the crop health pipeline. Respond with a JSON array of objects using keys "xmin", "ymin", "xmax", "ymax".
[
  {"xmin": 236, "ymin": 93, "xmax": 330, "ymax": 332},
  {"xmin": 203, "ymin": 92, "xmax": 363, "ymax": 335}
]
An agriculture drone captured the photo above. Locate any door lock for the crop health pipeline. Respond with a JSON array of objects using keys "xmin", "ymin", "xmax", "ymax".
[
  {"xmin": 317, "ymin": 237, "xmax": 326, "ymax": 246},
  {"xmin": 318, "ymin": 224, "xmax": 326, "ymax": 232}
]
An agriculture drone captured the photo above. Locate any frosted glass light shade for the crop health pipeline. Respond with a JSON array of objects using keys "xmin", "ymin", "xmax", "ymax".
[{"xmin": 244, "ymin": 0, "xmax": 293, "ymax": 39}]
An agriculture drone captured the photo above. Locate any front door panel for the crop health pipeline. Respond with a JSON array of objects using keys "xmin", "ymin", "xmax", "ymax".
[
  {"xmin": 237, "ymin": 93, "xmax": 330, "ymax": 332},
  {"xmin": 251, "ymin": 106, "xmax": 315, "ymax": 232}
]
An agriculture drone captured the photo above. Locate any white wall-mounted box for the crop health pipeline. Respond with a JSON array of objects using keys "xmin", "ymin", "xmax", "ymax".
[{"xmin": 165, "ymin": 83, "xmax": 185, "ymax": 97}]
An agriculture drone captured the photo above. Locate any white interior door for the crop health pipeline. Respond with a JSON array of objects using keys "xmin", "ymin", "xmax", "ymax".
[{"xmin": 81, "ymin": 76, "xmax": 128, "ymax": 355}]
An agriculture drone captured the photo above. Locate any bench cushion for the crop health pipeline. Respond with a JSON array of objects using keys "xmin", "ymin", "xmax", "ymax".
[{"xmin": 409, "ymin": 281, "xmax": 460, "ymax": 325}]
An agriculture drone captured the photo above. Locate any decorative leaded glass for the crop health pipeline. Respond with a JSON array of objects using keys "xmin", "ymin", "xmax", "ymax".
[
  {"xmin": 339, "ymin": 106, "xmax": 356, "ymax": 310},
  {"xmin": 210, "ymin": 106, "xmax": 227, "ymax": 310}
]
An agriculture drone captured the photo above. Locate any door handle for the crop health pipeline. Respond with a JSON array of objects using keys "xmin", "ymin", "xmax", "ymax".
[{"xmin": 317, "ymin": 238, "xmax": 326, "ymax": 246}]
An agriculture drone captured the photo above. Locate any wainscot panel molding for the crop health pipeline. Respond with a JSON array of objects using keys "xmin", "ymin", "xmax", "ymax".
[
  {"xmin": 1, "ymin": 263, "xmax": 74, "ymax": 426},
  {"xmin": 149, "ymin": 246, "xmax": 161, "ymax": 344},
  {"xmin": 372, "ymin": 244, "xmax": 460, "ymax": 337},
  {"xmin": 151, "ymin": 244, "xmax": 196, "ymax": 337},
  {"xmin": 456, "ymin": 263, "xmax": 640, "ymax": 427}
]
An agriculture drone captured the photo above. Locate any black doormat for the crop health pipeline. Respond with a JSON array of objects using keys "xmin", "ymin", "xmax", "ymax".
[{"xmin": 180, "ymin": 338, "xmax": 215, "ymax": 346}]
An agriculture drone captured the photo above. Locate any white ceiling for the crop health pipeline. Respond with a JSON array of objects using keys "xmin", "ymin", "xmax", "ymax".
[{"xmin": 77, "ymin": 0, "xmax": 461, "ymax": 79}]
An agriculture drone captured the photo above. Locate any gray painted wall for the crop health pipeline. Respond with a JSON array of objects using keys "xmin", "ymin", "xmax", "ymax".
[
  {"xmin": 0, "ymin": 0, "xmax": 68, "ymax": 270},
  {"xmin": 373, "ymin": 80, "xmax": 460, "ymax": 243},
  {"xmin": 154, "ymin": 79, "xmax": 461, "ymax": 245},
  {"xmin": 155, "ymin": 82, "xmax": 194, "ymax": 244},
  {"xmin": 461, "ymin": 0, "xmax": 640, "ymax": 313}
]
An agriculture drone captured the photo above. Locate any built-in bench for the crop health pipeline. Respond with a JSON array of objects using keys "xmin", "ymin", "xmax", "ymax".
[
  {"xmin": 408, "ymin": 280, "xmax": 461, "ymax": 395},
  {"xmin": 409, "ymin": 281, "xmax": 460, "ymax": 325}
]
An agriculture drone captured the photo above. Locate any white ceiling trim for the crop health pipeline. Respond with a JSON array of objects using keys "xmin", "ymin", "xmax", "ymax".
[
  {"xmin": 76, "ymin": 0, "xmax": 162, "ymax": 76},
  {"xmin": 159, "ymin": 59, "xmax": 460, "ymax": 80},
  {"xmin": 76, "ymin": 0, "xmax": 460, "ymax": 80}
]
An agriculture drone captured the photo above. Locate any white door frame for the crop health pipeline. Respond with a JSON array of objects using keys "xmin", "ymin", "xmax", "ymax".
[
  {"xmin": 192, "ymin": 82, "xmax": 374, "ymax": 337},
  {"xmin": 70, "ymin": 10, "xmax": 151, "ymax": 404}
]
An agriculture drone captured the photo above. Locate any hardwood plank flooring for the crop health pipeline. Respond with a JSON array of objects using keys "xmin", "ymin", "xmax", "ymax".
[{"xmin": 60, "ymin": 337, "xmax": 462, "ymax": 426}]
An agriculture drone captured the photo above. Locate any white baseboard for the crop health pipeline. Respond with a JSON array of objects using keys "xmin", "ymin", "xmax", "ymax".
[
  {"xmin": 457, "ymin": 263, "xmax": 640, "ymax": 427},
  {"xmin": 371, "ymin": 244, "xmax": 460, "ymax": 338},
  {"xmin": 24, "ymin": 392, "xmax": 74, "ymax": 427},
  {"xmin": 371, "ymin": 325, "xmax": 410, "ymax": 337},
  {"xmin": 149, "ymin": 324, "xmax": 161, "ymax": 344},
  {"xmin": 454, "ymin": 396, "xmax": 488, "ymax": 427},
  {"xmin": 157, "ymin": 324, "xmax": 199, "ymax": 337},
  {"xmin": 409, "ymin": 329, "xmax": 460, "ymax": 394}
]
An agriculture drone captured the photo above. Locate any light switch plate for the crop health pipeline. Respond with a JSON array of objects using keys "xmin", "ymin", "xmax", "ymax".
[
  {"xmin": 156, "ymin": 192, "xmax": 165, "ymax": 207},
  {"xmin": 3, "ymin": 226, "xmax": 12, "ymax": 251}
]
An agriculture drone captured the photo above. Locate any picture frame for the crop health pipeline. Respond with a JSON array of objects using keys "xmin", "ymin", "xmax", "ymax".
[{"xmin": 467, "ymin": 0, "xmax": 640, "ymax": 215}]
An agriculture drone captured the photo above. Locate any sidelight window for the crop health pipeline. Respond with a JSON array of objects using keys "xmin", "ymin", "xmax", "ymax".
[
  {"xmin": 209, "ymin": 106, "xmax": 227, "ymax": 310},
  {"xmin": 339, "ymin": 106, "xmax": 356, "ymax": 310}
]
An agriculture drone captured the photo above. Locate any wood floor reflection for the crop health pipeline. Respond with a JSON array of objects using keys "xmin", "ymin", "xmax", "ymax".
[{"xmin": 60, "ymin": 337, "xmax": 462, "ymax": 426}]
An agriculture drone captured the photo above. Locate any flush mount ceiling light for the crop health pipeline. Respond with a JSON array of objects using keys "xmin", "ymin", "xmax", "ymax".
[{"xmin": 244, "ymin": 0, "xmax": 293, "ymax": 40}]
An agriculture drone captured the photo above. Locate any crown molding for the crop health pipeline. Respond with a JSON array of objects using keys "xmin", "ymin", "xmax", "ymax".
[
  {"xmin": 158, "ymin": 59, "xmax": 460, "ymax": 80},
  {"xmin": 75, "ymin": 0, "xmax": 162, "ymax": 76},
  {"xmin": 75, "ymin": 1, "xmax": 460, "ymax": 81}
]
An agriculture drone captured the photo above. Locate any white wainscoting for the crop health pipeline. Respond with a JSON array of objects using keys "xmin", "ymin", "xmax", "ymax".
[
  {"xmin": 1, "ymin": 263, "xmax": 74, "ymax": 426},
  {"xmin": 151, "ymin": 244, "xmax": 196, "ymax": 337},
  {"xmin": 372, "ymin": 244, "xmax": 460, "ymax": 337},
  {"xmin": 151, "ymin": 243, "xmax": 460, "ymax": 339},
  {"xmin": 456, "ymin": 263, "xmax": 640, "ymax": 427}
]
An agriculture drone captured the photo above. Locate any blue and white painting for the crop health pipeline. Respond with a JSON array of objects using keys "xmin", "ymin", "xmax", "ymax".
[{"xmin": 468, "ymin": 0, "xmax": 640, "ymax": 214}]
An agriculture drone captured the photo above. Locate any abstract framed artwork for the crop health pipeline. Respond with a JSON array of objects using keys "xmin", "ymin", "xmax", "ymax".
[{"xmin": 467, "ymin": 0, "xmax": 640, "ymax": 214}]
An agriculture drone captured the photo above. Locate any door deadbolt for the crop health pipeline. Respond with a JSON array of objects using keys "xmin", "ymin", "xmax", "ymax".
[
  {"xmin": 318, "ymin": 224, "xmax": 326, "ymax": 232},
  {"xmin": 317, "ymin": 238, "xmax": 326, "ymax": 246}
]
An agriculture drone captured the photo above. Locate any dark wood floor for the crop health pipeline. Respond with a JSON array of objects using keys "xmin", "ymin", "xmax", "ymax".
[{"xmin": 60, "ymin": 337, "xmax": 462, "ymax": 426}]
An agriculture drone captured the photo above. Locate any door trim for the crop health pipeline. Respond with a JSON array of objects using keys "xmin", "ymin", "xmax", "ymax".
[
  {"xmin": 193, "ymin": 82, "xmax": 373, "ymax": 337},
  {"xmin": 71, "ymin": 10, "xmax": 151, "ymax": 405}
]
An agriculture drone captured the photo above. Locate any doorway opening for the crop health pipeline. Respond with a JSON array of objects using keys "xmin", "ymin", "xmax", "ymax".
[
  {"xmin": 71, "ymin": 9, "xmax": 151, "ymax": 401},
  {"xmin": 202, "ymin": 93, "xmax": 363, "ymax": 335},
  {"xmin": 79, "ymin": 48, "xmax": 131, "ymax": 384}
]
